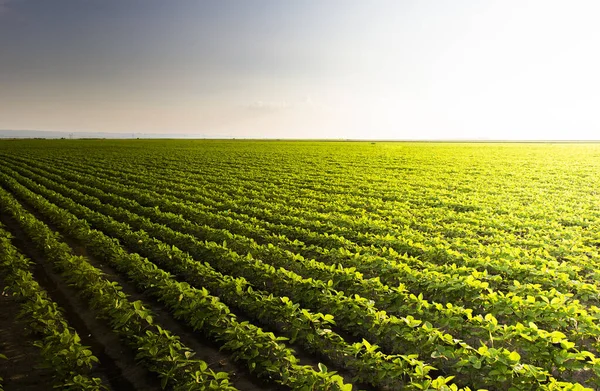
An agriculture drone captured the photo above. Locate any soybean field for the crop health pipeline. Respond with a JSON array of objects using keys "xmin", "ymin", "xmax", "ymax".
[{"xmin": 1, "ymin": 139, "xmax": 600, "ymax": 391}]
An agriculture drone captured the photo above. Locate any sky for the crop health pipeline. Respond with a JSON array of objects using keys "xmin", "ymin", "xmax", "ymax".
[{"xmin": 1, "ymin": 0, "xmax": 600, "ymax": 140}]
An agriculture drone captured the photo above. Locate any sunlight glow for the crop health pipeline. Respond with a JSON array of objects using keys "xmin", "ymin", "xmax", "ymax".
[{"xmin": 1, "ymin": 0, "xmax": 599, "ymax": 139}]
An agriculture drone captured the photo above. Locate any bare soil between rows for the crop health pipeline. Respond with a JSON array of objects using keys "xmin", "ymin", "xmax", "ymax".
[
  {"xmin": 0, "ymin": 211, "xmax": 158, "ymax": 391},
  {"xmin": 0, "ymin": 198, "xmax": 286, "ymax": 391},
  {"xmin": 0, "ymin": 170, "xmax": 376, "ymax": 391},
  {"xmin": 0, "ymin": 280, "xmax": 55, "ymax": 391}
]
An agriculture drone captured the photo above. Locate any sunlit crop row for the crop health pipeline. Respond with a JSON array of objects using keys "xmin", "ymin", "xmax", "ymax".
[{"xmin": 1, "ymin": 140, "xmax": 599, "ymax": 390}]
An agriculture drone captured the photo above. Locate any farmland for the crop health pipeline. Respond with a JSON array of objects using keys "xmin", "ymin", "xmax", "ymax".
[{"xmin": 1, "ymin": 139, "xmax": 600, "ymax": 391}]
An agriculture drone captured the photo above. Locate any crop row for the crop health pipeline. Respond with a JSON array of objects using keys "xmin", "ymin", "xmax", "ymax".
[
  {"xmin": 4, "ymin": 156, "xmax": 600, "ymax": 362},
  {"xmin": 0, "ymin": 186, "xmax": 238, "ymax": 391},
  {"xmin": 17, "ymin": 153, "xmax": 599, "ymax": 311},
  {"xmin": 0, "ymin": 224, "xmax": 106, "ymax": 390},
  {"xmin": 30, "ymin": 153, "xmax": 600, "ymax": 290},
  {"xmin": 0, "ymin": 161, "xmax": 593, "ymax": 389},
  {"xmin": 0, "ymin": 173, "xmax": 361, "ymax": 390},
  {"xmin": 13, "ymin": 153, "xmax": 576, "ymax": 285},
  {"xmin": 1, "ymin": 165, "xmax": 453, "ymax": 388}
]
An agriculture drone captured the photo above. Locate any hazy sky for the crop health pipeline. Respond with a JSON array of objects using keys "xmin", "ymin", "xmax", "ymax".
[{"xmin": 2, "ymin": 0, "xmax": 600, "ymax": 139}]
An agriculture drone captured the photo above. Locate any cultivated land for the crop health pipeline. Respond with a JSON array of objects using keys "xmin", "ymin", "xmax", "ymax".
[{"xmin": 0, "ymin": 139, "xmax": 600, "ymax": 391}]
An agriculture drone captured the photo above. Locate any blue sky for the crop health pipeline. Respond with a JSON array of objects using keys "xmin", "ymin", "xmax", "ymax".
[{"xmin": 2, "ymin": 1, "xmax": 600, "ymax": 139}]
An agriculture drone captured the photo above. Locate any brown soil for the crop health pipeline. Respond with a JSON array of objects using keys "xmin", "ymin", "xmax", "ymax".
[
  {"xmin": 68, "ymin": 240, "xmax": 286, "ymax": 391},
  {"xmin": 1, "ymin": 205, "xmax": 286, "ymax": 391},
  {"xmin": 1, "ymin": 177, "xmax": 372, "ymax": 391},
  {"xmin": 0, "ymin": 281, "xmax": 55, "ymax": 391},
  {"xmin": 0, "ymin": 213, "xmax": 157, "ymax": 391},
  {"xmin": 68, "ymin": 225, "xmax": 372, "ymax": 391}
]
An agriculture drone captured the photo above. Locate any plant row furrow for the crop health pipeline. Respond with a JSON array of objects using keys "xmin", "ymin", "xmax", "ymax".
[
  {"xmin": 0, "ymin": 225, "xmax": 107, "ymax": 391},
  {"xmin": 0, "ymin": 186, "xmax": 238, "ymax": 391},
  {"xmin": 24, "ymin": 153, "xmax": 600, "ymax": 304},
  {"xmin": 0, "ymin": 173, "xmax": 358, "ymax": 391},
  {"xmin": 0, "ymin": 164, "xmax": 587, "ymax": 390},
  {"xmin": 6, "ymin": 156, "xmax": 600, "ymax": 350}
]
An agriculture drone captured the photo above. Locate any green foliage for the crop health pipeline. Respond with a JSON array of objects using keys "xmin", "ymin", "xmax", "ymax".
[
  {"xmin": 0, "ymin": 226, "xmax": 106, "ymax": 390},
  {"xmin": 2, "ymin": 140, "xmax": 600, "ymax": 390}
]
